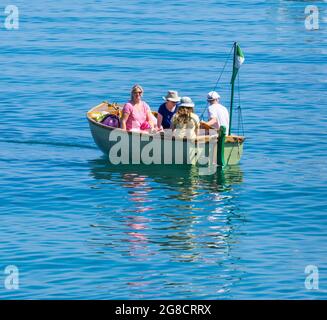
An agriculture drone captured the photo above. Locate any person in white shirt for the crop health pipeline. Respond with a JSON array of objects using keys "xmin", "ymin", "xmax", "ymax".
[{"xmin": 203, "ymin": 91, "xmax": 230, "ymax": 134}]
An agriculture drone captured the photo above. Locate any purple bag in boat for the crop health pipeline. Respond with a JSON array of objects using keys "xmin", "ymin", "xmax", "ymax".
[{"xmin": 101, "ymin": 114, "xmax": 120, "ymax": 128}]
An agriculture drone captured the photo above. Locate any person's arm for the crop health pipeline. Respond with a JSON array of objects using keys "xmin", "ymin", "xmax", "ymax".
[
  {"xmin": 146, "ymin": 110, "xmax": 154, "ymax": 129},
  {"xmin": 142, "ymin": 102, "xmax": 154, "ymax": 129},
  {"xmin": 156, "ymin": 113, "xmax": 163, "ymax": 130},
  {"xmin": 205, "ymin": 105, "xmax": 218, "ymax": 128},
  {"xmin": 121, "ymin": 111, "xmax": 130, "ymax": 130},
  {"xmin": 205, "ymin": 117, "xmax": 218, "ymax": 128},
  {"xmin": 171, "ymin": 115, "xmax": 176, "ymax": 130},
  {"xmin": 195, "ymin": 125, "xmax": 199, "ymax": 136},
  {"xmin": 195, "ymin": 117, "xmax": 200, "ymax": 136}
]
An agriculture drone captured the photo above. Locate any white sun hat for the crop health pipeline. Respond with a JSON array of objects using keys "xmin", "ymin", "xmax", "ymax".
[
  {"xmin": 207, "ymin": 91, "xmax": 221, "ymax": 101},
  {"xmin": 178, "ymin": 96, "xmax": 195, "ymax": 108}
]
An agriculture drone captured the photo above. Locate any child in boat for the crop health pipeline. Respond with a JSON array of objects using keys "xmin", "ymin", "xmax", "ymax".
[
  {"xmin": 156, "ymin": 90, "xmax": 181, "ymax": 130},
  {"xmin": 121, "ymin": 84, "xmax": 155, "ymax": 132},
  {"xmin": 203, "ymin": 91, "xmax": 229, "ymax": 134},
  {"xmin": 171, "ymin": 97, "xmax": 200, "ymax": 139}
]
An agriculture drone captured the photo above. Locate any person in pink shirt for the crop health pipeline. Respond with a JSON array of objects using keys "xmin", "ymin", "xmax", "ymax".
[{"xmin": 121, "ymin": 84, "xmax": 155, "ymax": 132}]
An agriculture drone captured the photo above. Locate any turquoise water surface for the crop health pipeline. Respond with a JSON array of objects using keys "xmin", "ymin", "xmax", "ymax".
[{"xmin": 0, "ymin": 0, "xmax": 326, "ymax": 299}]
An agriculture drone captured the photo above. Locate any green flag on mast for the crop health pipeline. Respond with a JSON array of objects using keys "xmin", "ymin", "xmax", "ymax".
[
  {"xmin": 231, "ymin": 44, "xmax": 245, "ymax": 83},
  {"xmin": 229, "ymin": 42, "xmax": 245, "ymax": 135}
]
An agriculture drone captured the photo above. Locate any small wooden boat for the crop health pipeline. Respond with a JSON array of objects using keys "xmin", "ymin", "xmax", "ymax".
[
  {"xmin": 87, "ymin": 102, "xmax": 244, "ymax": 167},
  {"xmin": 87, "ymin": 42, "xmax": 245, "ymax": 167}
]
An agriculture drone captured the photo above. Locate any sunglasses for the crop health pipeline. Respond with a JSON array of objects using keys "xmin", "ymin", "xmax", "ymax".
[{"xmin": 133, "ymin": 91, "xmax": 142, "ymax": 95}]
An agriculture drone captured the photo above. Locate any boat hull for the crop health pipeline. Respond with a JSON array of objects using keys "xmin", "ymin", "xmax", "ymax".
[{"xmin": 87, "ymin": 102, "xmax": 244, "ymax": 166}]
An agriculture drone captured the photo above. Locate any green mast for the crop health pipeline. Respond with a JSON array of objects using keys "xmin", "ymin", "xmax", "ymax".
[
  {"xmin": 229, "ymin": 42, "xmax": 245, "ymax": 136},
  {"xmin": 229, "ymin": 42, "xmax": 237, "ymax": 136}
]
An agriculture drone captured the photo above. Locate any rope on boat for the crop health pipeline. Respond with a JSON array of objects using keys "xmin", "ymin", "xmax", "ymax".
[
  {"xmin": 200, "ymin": 45, "xmax": 234, "ymax": 121},
  {"xmin": 237, "ymin": 73, "xmax": 245, "ymax": 137},
  {"xmin": 212, "ymin": 46, "xmax": 234, "ymax": 92}
]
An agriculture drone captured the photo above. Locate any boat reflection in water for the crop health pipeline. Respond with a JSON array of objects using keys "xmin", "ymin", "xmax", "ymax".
[{"xmin": 88, "ymin": 158, "xmax": 245, "ymax": 297}]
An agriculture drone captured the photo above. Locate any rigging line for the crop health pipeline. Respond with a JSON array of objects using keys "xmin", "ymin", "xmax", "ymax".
[
  {"xmin": 200, "ymin": 45, "xmax": 234, "ymax": 121},
  {"xmin": 213, "ymin": 45, "xmax": 234, "ymax": 92},
  {"xmin": 237, "ymin": 73, "xmax": 245, "ymax": 136}
]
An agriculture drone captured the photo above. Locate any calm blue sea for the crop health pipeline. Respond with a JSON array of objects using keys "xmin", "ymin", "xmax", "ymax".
[{"xmin": 0, "ymin": 0, "xmax": 326, "ymax": 299}]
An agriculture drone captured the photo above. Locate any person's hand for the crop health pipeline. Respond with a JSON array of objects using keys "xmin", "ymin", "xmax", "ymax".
[{"xmin": 149, "ymin": 127, "xmax": 157, "ymax": 134}]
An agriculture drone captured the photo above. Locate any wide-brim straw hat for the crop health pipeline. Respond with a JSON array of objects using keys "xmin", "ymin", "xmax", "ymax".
[
  {"xmin": 178, "ymin": 96, "xmax": 194, "ymax": 108},
  {"xmin": 163, "ymin": 90, "xmax": 181, "ymax": 103}
]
